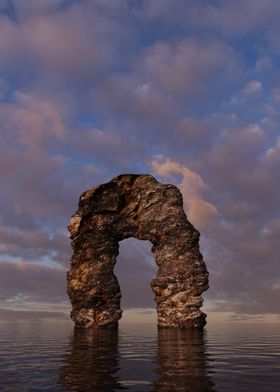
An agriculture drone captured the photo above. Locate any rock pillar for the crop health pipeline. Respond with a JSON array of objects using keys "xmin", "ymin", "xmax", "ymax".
[{"xmin": 67, "ymin": 174, "xmax": 209, "ymax": 328}]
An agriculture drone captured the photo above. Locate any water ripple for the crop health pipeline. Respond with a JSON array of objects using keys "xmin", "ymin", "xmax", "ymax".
[{"xmin": 0, "ymin": 321, "xmax": 279, "ymax": 391}]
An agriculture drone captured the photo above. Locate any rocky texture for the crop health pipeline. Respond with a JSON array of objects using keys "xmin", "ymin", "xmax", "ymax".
[{"xmin": 67, "ymin": 174, "xmax": 209, "ymax": 328}]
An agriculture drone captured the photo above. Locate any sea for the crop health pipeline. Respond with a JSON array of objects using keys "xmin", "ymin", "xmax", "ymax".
[{"xmin": 0, "ymin": 320, "xmax": 279, "ymax": 391}]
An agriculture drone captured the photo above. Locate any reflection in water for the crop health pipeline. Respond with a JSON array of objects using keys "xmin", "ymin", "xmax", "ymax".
[
  {"xmin": 0, "ymin": 322, "xmax": 279, "ymax": 391},
  {"xmin": 153, "ymin": 328, "xmax": 216, "ymax": 392},
  {"xmin": 59, "ymin": 326, "xmax": 215, "ymax": 392},
  {"xmin": 59, "ymin": 327, "xmax": 126, "ymax": 391}
]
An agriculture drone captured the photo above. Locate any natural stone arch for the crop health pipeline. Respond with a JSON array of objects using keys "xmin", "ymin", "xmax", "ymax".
[{"xmin": 67, "ymin": 174, "xmax": 209, "ymax": 328}]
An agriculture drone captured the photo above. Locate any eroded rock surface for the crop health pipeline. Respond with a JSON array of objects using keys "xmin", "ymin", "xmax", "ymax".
[{"xmin": 67, "ymin": 174, "xmax": 209, "ymax": 328}]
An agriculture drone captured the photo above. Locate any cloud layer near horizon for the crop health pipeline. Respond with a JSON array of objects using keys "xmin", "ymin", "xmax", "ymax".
[{"xmin": 0, "ymin": 0, "xmax": 280, "ymax": 318}]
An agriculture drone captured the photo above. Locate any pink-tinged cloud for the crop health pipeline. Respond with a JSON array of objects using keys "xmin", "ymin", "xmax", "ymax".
[
  {"xmin": 0, "ymin": 0, "xmax": 279, "ymax": 318},
  {"xmin": 150, "ymin": 157, "xmax": 218, "ymax": 231},
  {"xmin": 142, "ymin": 38, "xmax": 243, "ymax": 96},
  {"xmin": 0, "ymin": 91, "xmax": 65, "ymax": 155},
  {"xmin": 265, "ymin": 137, "xmax": 280, "ymax": 167},
  {"xmin": 0, "ymin": 1, "xmax": 128, "ymax": 81},
  {"xmin": 242, "ymin": 80, "xmax": 263, "ymax": 95},
  {"xmin": 102, "ymin": 37, "xmax": 243, "ymax": 112},
  {"xmin": 69, "ymin": 127, "xmax": 147, "ymax": 167}
]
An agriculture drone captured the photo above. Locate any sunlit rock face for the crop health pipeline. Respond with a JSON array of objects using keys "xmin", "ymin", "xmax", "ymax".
[{"xmin": 67, "ymin": 174, "xmax": 209, "ymax": 328}]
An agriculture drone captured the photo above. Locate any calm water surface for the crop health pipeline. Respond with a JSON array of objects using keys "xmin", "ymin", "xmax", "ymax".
[{"xmin": 0, "ymin": 320, "xmax": 279, "ymax": 391}]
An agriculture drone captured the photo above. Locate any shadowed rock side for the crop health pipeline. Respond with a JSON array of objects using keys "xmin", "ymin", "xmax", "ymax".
[{"xmin": 67, "ymin": 174, "xmax": 209, "ymax": 328}]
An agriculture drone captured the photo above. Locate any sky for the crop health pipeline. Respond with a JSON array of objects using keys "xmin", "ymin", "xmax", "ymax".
[{"xmin": 0, "ymin": 0, "xmax": 280, "ymax": 323}]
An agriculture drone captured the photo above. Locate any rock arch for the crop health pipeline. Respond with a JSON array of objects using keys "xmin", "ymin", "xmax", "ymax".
[{"xmin": 67, "ymin": 174, "xmax": 209, "ymax": 328}]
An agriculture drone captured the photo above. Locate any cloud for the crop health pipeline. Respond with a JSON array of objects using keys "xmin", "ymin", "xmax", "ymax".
[
  {"xmin": 173, "ymin": 116, "xmax": 219, "ymax": 152},
  {"xmin": 0, "ymin": 226, "xmax": 70, "ymax": 265},
  {"xmin": 150, "ymin": 157, "xmax": 218, "ymax": 230},
  {"xmin": 143, "ymin": 0, "xmax": 280, "ymax": 37},
  {"xmin": 99, "ymin": 37, "xmax": 243, "ymax": 124},
  {"xmin": 0, "ymin": 90, "xmax": 76, "ymax": 231},
  {"xmin": 142, "ymin": 38, "xmax": 242, "ymax": 97},
  {"xmin": 0, "ymin": 91, "xmax": 65, "ymax": 154},
  {"xmin": 2, "ymin": 0, "xmax": 64, "ymax": 18},
  {"xmin": 242, "ymin": 80, "xmax": 262, "ymax": 95},
  {"xmin": 0, "ymin": 261, "xmax": 68, "ymax": 304},
  {"xmin": 68, "ymin": 127, "xmax": 147, "ymax": 169},
  {"xmin": 0, "ymin": 0, "xmax": 279, "ymax": 319},
  {"xmin": 0, "ymin": 0, "xmax": 129, "ymax": 84},
  {"xmin": 227, "ymin": 313, "xmax": 266, "ymax": 322},
  {"xmin": 0, "ymin": 308, "xmax": 69, "ymax": 321},
  {"xmin": 265, "ymin": 137, "xmax": 280, "ymax": 167},
  {"xmin": 188, "ymin": 120, "xmax": 280, "ymax": 315}
]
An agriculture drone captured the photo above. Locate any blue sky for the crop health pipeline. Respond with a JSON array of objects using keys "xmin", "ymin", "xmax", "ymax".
[{"xmin": 0, "ymin": 0, "xmax": 280, "ymax": 322}]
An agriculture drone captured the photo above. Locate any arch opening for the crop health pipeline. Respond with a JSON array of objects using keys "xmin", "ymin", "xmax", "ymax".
[
  {"xmin": 67, "ymin": 174, "xmax": 209, "ymax": 328},
  {"xmin": 114, "ymin": 238, "xmax": 156, "ymax": 323}
]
